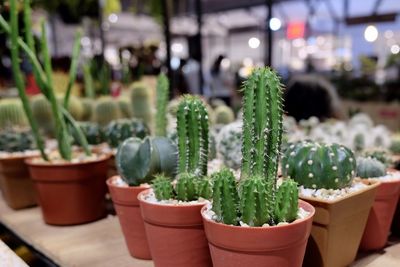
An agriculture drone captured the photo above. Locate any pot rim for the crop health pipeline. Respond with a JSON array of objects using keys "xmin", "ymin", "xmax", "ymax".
[
  {"xmin": 0, "ymin": 151, "xmax": 40, "ymax": 161},
  {"xmin": 300, "ymin": 180, "xmax": 381, "ymax": 204},
  {"xmin": 138, "ymin": 189, "xmax": 209, "ymax": 208},
  {"xmin": 106, "ymin": 175, "xmax": 151, "ymax": 190},
  {"xmin": 25, "ymin": 153, "xmax": 111, "ymax": 167}
]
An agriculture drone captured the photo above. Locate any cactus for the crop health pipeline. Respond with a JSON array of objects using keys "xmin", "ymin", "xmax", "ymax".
[
  {"xmin": 216, "ymin": 121, "xmax": 242, "ymax": 169},
  {"xmin": 64, "ymin": 95, "xmax": 83, "ymax": 121},
  {"xmin": 349, "ymin": 113, "xmax": 374, "ymax": 129},
  {"xmin": 211, "ymin": 168, "xmax": 239, "ymax": 225},
  {"xmin": 214, "ymin": 105, "xmax": 235, "ymax": 125},
  {"xmin": 0, "ymin": 129, "xmax": 35, "ymax": 152},
  {"xmin": 197, "ymin": 178, "xmax": 213, "ymax": 199},
  {"xmin": 177, "ymin": 95, "xmax": 209, "ymax": 176},
  {"xmin": 117, "ymin": 96, "xmax": 133, "ymax": 118},
  {"xmin": 71, "ymin": 122, "xmax": 104, "ymax": 145},
  {"xmin": 81, "ymin": 98, "xmax": 94, "ymax": 121},
  {"xmin": 31, "ymin": 94, "xmax": 54, "ymax": 136},
  {"xmin": 274, "ymin": 179, "xmax": 299, "ymax": 223},
  {"xmin": 93, "ymin": 96, "xmax": 121, "ymax": 126},
  {"xmin": 390, "ymin": 134, "xmax": 400, "ymax": 154},
  {"xmin": 176, "ymin": 173, "xmax": 198, "ymax": 201},
  {"xmin": 0, "ymin": 98, "xmax": 28, "ymax": 129},
  {"xmin": 104, "ymin": 118, "xmax": 149, "ymax": 148},
  {"xmin": 130, "ymin": 82, "xmax": 153, "ymax": 127},
  {"xmin": 155, "ymin": 73, "xmax": 169, "ymax": 136},
  {"xmin": 116, "ymin": 137, "xmax": 177, "ymax": 186},
  {"xmin": 356, "ymin": 157, "xmax": 386, "ymax": 179},
  {"xmin": 153, "ymin": 174, "xmax": 174, "ymax": 200},
  {"xmin": 362, "ymin": 148, "xmax": 391, "ymax": 166},
  {"xmin": 282, "ymin": 141, "xmax": 356, "ymax": 190}
]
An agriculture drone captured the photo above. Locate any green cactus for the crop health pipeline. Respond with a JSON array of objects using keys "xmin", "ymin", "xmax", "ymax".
[
  {"xmin": 81, "ymin": 98, "xmax": 94, "ymax": 121},
  {"xmin": 177, "ymin": 95, "xmax": 209, "ymax": 176},
  {"xmin": 0, "ymin": 129, "xmax": 35, "ymax": 152},
  {"xmin": 0, "ymin": 98, "xmax": 28, "ymax": 129},
  {"xmin": 362, "ymin": 148, "xmax": 392, "ymax": 167},
  {"xmin": 216, "ymin": 121, "xmax": 242, "ymax": 169},
  {"xmin": 117, "ymin": 96, "xmax": 133, "ymax": 118},
  {"xmin": 197, "ymin": 177, "xmax": 213, "ymax": 199},
  {"xmin": 353, "ymin": 133, "xmax": 366, "ymax": 153},
  {"xmin": 356, "ymin": 157, "xmax": 386, "ymax": 179},
  {"xmin": 93, "ymin": 96, "xmax": 121, "ymax": 126},
  {"xmin": 155, "ymin": 73, "xmax": 169, "ymax": 136},
  {"xmin": 214, "ymin": 105, "xmax": 235, "ymax": 125},
  {"xmin": 104, "ymin": 118, "xmax": 149, "ymax": 148},
  {"xmin": 282, "ymin": 141, "xmax": 356, "ymax": 190},
  {"xmin": 176, "ymin": 173, "xmax": 198, "ymax": 201},
  {"xmin": 152, "ymin": 174, "xmax": 174, "ymax": 201},
  {"xmin": 31, "ymin": 94, "xmax": 54, "ymax": 136},
  {"xmin": 71, "ymin": 122, "xmax": 104, "ymax": 146},
  {"xmin": 63, "ymin": 95, "xmax": 83, "ymax": 121},
  {"xmin": 130, "ymin": 82, "xmax": 153, "ymax": 127},
  {"xmin": 211, "ymin": 168, "xmax": 239, "ymax": 225},
  {"xmin": 116, "ymin": 137, "xmax": 177, "ymax": 186},
  {"xmin": 274, "ymin": 179, "xmax": 299, "ymax": 223},
  {"xmin": 390, "ymin": 134, "xmax": 400, "ymax": 154}
]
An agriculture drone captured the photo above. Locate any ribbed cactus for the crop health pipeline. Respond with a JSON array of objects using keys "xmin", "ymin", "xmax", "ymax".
[
  {"xmin": 0, "ymin": 98, "xmax": 28, "ymax": 129},
  {"xmin": 104, "ymin": 118, "xmax": 149, "ymax": 148},
  {"xmin": 211, "ymin": 168, "xmax": 239, "ymax": 226},
  {"xmin": 362, "ymin": 148, "xmax": 391, "ymax": 166},
  {"xmin": 356, "ymin": 157, "xmax": 386, "ymax": 179},
  {"xmin": 94, "ymin": 96, "xmax": 121, "ymax": 126},
  {"xmin": 63, "ymin": 95, "xmax": 83, "ymax": 121},
  {"xmin": 71, "ymin": 122, "xmax": 104, "ymax": 146},
  {"xmin": 197, "ymin": 178, "xmax": 213, "ymax": 199},
  {"xmin": 0, "ymin": 129, "xmax": 35, "ymax": 152},
  {"xmin": 155, "ymin": 73, "xmax": 169, "ymax": 136},
  {"xmin": 81, "ymin": 98, "xmax": 94, "ymax": 121},
  {"xmin": 130, "ymin": 82, "xmax": 152, "ymax": 127},
  {"xmin": 274, "ymin": 179, "xmax": 299, "ymax": 223},
  {"xmin": 282, "ymin": 141, "xmax": 356, "ymax": 190},
  {"xmin": 176, "ymin": 173, "xmax": 198, "ymax": 201},
  {"xmin": 117, "ymin": 96, "xmax": 133, "ymax": 118},
  {"xmin": 214, "ymin": 105, "xmax": 235, "ymax": 125},
  {"xmin": 152, "ymin": 174, "xmax": 174, "ymax": 201},
  {"xmin": 31, "ymin": 94, "xmax": 54, "ymax": 136},
  {"xmin": 177, "ymin": 95, "xmax": 209, "ymax": 176}
]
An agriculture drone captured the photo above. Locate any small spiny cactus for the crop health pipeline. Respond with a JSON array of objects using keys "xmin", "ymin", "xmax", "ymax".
[
  {"xmin": 356, "ymin": 157, "xmax": 386, "ymax": 179},
  {"xmin": 176, "ymin": 173, "xmax": 198, "ymax": 201},
  {"xmin": 0, "ymin": 98, "xmax": 28, "ymax": 129},
  {"xmin": 274, "ymin": 179, "xmax": 299, "ymax": 223},
  {"xmin": 214, "ymin": 105, "xmax": 235, "ymax": 125},
  {"xmin": 117, "ymin": 96, "xmax": 133, "ymax": 118},
  {"xmin": 130, "ymin": 82, "xmax": 153, "ymax": 127},
  {"xmin": 153, "ymin": 174, "xmax": 174, "ymax": 201},
  {"xmin": 94, "ymin": 96, "xmax": 121, "ymax": 126}
]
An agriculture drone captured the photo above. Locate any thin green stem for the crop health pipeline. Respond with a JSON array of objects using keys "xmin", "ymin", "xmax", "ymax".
[{"xmin": 64, "ymin": 30, "xmax": 82, "ymax": 108}]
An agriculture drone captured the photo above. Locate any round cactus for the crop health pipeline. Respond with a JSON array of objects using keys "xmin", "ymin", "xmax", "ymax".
[
  {"xmin": 130, "ymin": 82, "xmax": 153, "ymax": 127},
  {"xmin": 214, "ymin": 105, "xmax": 235, "ymax": 125},
  {"xmin": 117, "ymin": 96, "xmax": 133, "ymax": 118},
  {"xmin": 282, "ymin": 141, "xmax": 356, "ymax": 190},
  {"xmin": 0, "ymin": 98, "xmax": 28, "ymax": 129},
  {"xmin": 93, "ymin": 96, "xmax": 121, "ymax": 126},
  {"xmin": 80, "ymin": 98, "xmax": 94, "ymax": 121},
  {"xmin": 104, "ymin": 118, "xmax": 149, "ymax": 148},
  {"xmin": 64, "ymin": 95, "xmax": 83, "ymax": 121},
  {"xmin": 216, "ymin": 121, "xmax": 242, "ymax": 169},
  {"xmin": 31, "ymin": 94, "xmax": 54, "ymax": 136},
  {"xmin": 0, "ymin": 129, "xmax": 35, "ymax": 152},
  {"xmin": 390, "ymin": 134, "xmax": 400, "ymax": 154},
  {"xmin": 356, "ymin": 157, "xmax": 386, "ymax": 179}
]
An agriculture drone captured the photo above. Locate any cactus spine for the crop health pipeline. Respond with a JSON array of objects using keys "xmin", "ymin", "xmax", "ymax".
[
  {"xmin": 155, "ymin": 74, "xmax": 169, "ymax": 136},
  {"xmin": 153, "ymin": 175, "xmax": 174, "ymax": 201},
  {"xmin": 356, "ymin": 157, "xmax": 386, "ymax": 178},
  {"xmin": 0, "ymin": 98, "xmax": 28, "ymax": 129},
  {"xmin": 177, "ymin": 95, "xmax": 209, "ymax": 176},
  {"xmin": 274, "ymin": 179, "xmax": 299, "ymax": 223}
]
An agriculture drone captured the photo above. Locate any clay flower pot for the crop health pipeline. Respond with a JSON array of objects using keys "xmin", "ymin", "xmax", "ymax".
[
  {"xmin": 359, "ymin": 173, "xmax": 400, "ymax": 251},
  {"xmin": 106, "ymin": 176, "xmax": 151, "ymax": 260},
  {"xmin": 0, "ymin": 155, "xmax": 37, "ymax": 209},
  {"xmin": 301, "ymin": 182, "xmax": 380, "ymax": 267},
  {"xmin": 138, "ymin": 190, "xmax": 212, "ymax": 267},
  {"xmin": 26, "ymin": 155, "xmax": 110, "ymax": 225}
]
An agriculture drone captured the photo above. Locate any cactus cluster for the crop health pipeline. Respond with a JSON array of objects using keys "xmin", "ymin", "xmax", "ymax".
[
  {"xmin": 130, "ymin": 82, "xmax": 153, "ymax": 128},
  {"xmin": 282, "ymin": 141, "xmax": 356, "ymax": 190},
  {"xmin": 93, "ymin": 96, "xmax": 121, "ymax": 126},
  {"xmin": 0, "ymin": 129, "xmax": 35, "ymax": 152},
  {"xmin": 104, "ymin": 118, "xmax": 149, "ymax": 148},
  {"xmin": 0, "ymin": 98, "xmax": 28, "ymax": 129},
  {"xmin": 356, "ymin": 157, "xmax": 386, "ymax": 179},
  {"xmin": 155, "ymin": 73, "xmax": 169, "ymax": 136}
]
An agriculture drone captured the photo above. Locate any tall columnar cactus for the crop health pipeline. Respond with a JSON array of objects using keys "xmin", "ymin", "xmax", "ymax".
[
  {"xmin": 214, "ymin": 105, "xmax": 235, "ymax": 125},
  {"xmin": 153, "ymin": 174, "xmax": 174, "ymax": 200},
  {"xmin": 177, "ymin": 95, "xmax": 209, "ymax": 176},
  {"xmin": 0, "ymin": 98, "xmax": 28, "ymax": 129},
  {"xmin": 130, "ymin": 82, "xmax": 153, "ymax": 127},
  {"xmin": 356, "ymin": 157, "xmax": 386, "ymax": 179},
  {"xmin": 282, "ymin": 141, "xmax": 356, "ymax": 190},
  {"xmin": 155, "ymin": 73, "xmax": 169, "ymax": 136},
  {"xmin": 274, "ymin": 179, "xmax": 299, "ymax": 223},
  {"xmin": 94, "ymin": 96, "xmax": 121, "ymax": 126}
]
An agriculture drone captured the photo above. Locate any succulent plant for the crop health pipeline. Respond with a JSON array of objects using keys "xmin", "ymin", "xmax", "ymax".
[
  {"xmin": 214, "ymin": 105, "xmax": 235, "ymax": 125},
  {"xmin": 0, "ymin": 129, "xmax": 35, "ymax": 152},
  {"xmin": 0, "ymin": 98, "xmax": 28, "ymax": 129},
  {"xmin": 349, "ymin": 113, "xmax": 374, "ymax": 129},
  {"xmin": 31, "ymin": 94, "xmax": 54, "ymax": 136},
  {"xmin": 216, "ymin": 121, "xmax": 242, "ymax": 169},
  {"xmin": 356, "ymin": 157, "xmax": 386, "ymax": 179},
  {"xmin": 152, "ymin": 174, "xmax": 174, "ymax": 201},
  {"xmin": 197, "ymin": 178, "xmax": 213, "ymax": 199},
  {"xmin": 176, "ymin": 173, "xmax": 198, "ymax": 201},
  {"xmin": 104, "ymin": 118, "xmax": 149, "ymax": 148},
  {"xmin": 71, "ymin": 122, "xmax": 104, "ymax": 146},
  {"xmin": 274, "ymin": 179, "xmax": 299, "ymax": 223},
  {"xmin": 117, "ymin": 96, "xmax": 133, "ymax": 118},
  {"xmin": 64, "ymin": 95, "xmax": 83, "ymax": 121},
  {"xmin": 391, "ymin": 134, "xmax": 400, "ymax": 154},
  {"xmin": 116, "ymin": 137, "xmax": 177, "ymax": 186},
  {"xmin": 155, "ymin": 73, "xmax": 169, "ymax": 136},
  {"xmin": 177, "ymin": 95, "xmax": 209, "ymax": 176},
  {"xmin": 80, "ymin": 98, "xmax": 94, "ymax": 121},
  {"xmin": 130, "ymin": 82, "xmax": 153, "ymax": 127},
  {"xmin": 93, "ymin": 96, "xmax": 121, "ymax": 126},
  {"xmin": 282, "ymin": 141, "xmax": 356, "ymax": 190},
  {"xmin": 362, "ymin": 148, "xmax": 392, "ymax": 167}
]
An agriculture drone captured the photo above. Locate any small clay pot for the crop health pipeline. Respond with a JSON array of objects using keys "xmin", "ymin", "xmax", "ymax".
[
  {"xmin": 359, "ymin": 176, "xmax": 400, "ymax": 251},
  {"xmin": 26, "ymin": 154, "xmax": 110, "ymax": 225},
  {"xmin": 106, "ymin": 176, "xmax": 151, "ymax": 260},
  {"xmin": 201, "ymin": 200, "xmax": 315, "ymax": 267},
  {"xmin": 0, "ymin": 155, "xmax": 37, "ymax": 209},
  {"xmin": 138, "ymin": 190, "xmax": 212, "ymax": 267}
]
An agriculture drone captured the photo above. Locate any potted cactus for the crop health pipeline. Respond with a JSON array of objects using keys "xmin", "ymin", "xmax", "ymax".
[
  {"xmin": 200, "ymin": 67, "xmax": 315, "ymax": 267},
  {"xmin": 356, "ymin": 157, "xmax": 400, "ymax": 251},
  {"xmin": 1, "ymin": 0, "xmax": 110, "ymax": 225},
  {"xmin": 138, "ymin": 95, "xmax": 213, "ymax": 267},
  {"xmin": 281, "ymin": 141, "xmax": 380, "ymax": 267}
]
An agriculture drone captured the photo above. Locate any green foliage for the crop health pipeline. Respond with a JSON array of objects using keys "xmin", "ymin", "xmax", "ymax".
[
  {"xmin": 65, "ymin": 95, "xmax": 83, "ymax": 120},
  {"xmin": 282, "ymin": 141, "xmax": 356, "ymax": 190},
  {"xmin": 116, "ymin": 137, "xmax": 177, "ymax": 186},
  {"xmin": 274, "ymin": 179, "xmax": 299, "ymax": 223},
  {"xmin": 94, "ymin": 96, "xmax": 121, "ymax": 126},
  {"xmin": 176, "ymin": 173, "xmax": 198, "ymax": 201},
  {"xmin": 71, "ymin": 122, "xmax": 104, "ymax": 145},
  {"xmin": 356, "ymin": 157, "xmax": 386, "ymax": 179},
  {"xmin": 390, "ymin": 134, "xmax": 400, "ymax": 154},
  {"xmin": 177, "ymin": 95, "xmax": 209, "ymax": 176},
  {"xmin": 214, "ymin": 105, "xmax": 235, "ymax": 125},
  {"xmin": 152, "ymin": 174, "xmax": 174, "ymax": 201},
  {"xmin": 130, "ymin": 82, "xmax": 152, "ymax": 127},
  {"xmin": 197, "ymin": 177, "xmax": 213, "ymax": 199},
  {"xmin": 81, "ymin": 98, "xmax": 94, "ymax": 121},
  {"xmin": 155, "ymin": 74, "xmax": 169, "ymax": 136},
  {"xmin": 0, "ymin": 129, "xmax": 35, "ymax": 152},
  {"xmin": 0, "ymin": 98, "xmax": 28, "ymax": 129},
  {"xmin": 31, "ymin": 94, "xmax": 54, "ymax": 136},
  {"xmin": 117, "ymin": 97, "xmax": 133, "ymax": 118},
  {"xmin": 104, "ymin": 118, "xmax": 149, "ymax": 148}
]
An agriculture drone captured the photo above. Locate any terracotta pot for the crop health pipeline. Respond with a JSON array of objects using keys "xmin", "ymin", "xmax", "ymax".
[
  {"xmin": 106, "ymin": 176, "xmax": 151, "ymax": 260},
  {"xmin": 0, "ymin": 155, "xmax": 37, "ymax": 209},
  {"xmin": 202, "ymin": 200, "xmax": 315, "ymax": 267},
  {"xmin": 301, "ymin": 182, "xmax": 379, "ymax": 267},
  {"xmin": 108, "ymin": 154, "xmax": 118, "ymax": 178},
  {"xmin": 359, "ymin": 174, "xmax": 400, "ymax": 251},
  {"xmin": 138, "ymin": 190, "xmax": 212, "ymax": 267},
  {"xmin": 26, "ymin": 155, "xmax": 110, "ymax": 225}
]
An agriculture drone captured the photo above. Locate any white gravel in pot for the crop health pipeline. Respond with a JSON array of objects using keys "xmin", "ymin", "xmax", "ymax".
[
  {"xmin": 299, "ymin": 181, "xmax": 368, "ymax": 201},
  {"xmin": 141, "ymin": 189, "xmax": 209, "ymax": 206}
]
